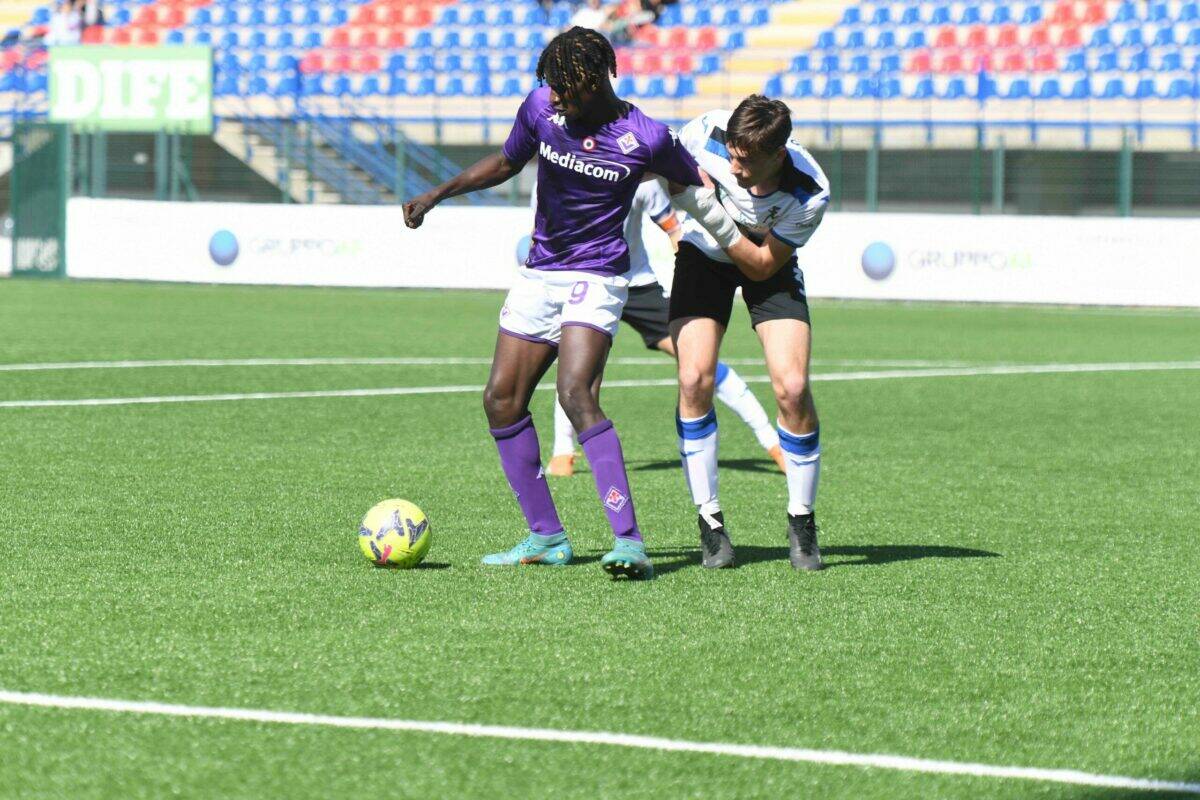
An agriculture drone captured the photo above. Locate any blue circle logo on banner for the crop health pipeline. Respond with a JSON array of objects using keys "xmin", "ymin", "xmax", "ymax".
[
  {"xmin": 209, "ymin": 230, "xmax": 239, "ymax": 267},
  {"xmin": 861, "ymin": 241, "xmax": 895, "ymax": 280}
]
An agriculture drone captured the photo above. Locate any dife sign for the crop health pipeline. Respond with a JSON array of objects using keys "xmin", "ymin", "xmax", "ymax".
[{"xmin": 49, "ymin": 46, "xmax": 213, "ymax": 133}]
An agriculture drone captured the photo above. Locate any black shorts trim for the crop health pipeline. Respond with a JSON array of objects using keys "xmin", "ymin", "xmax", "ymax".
[
  {"xmin": 668, "ymin": 242, "xmax": 810, "ymax": 329},
  {"xmin": 621, "ymin": 282, "xmax": 671, "ymax": 349}
]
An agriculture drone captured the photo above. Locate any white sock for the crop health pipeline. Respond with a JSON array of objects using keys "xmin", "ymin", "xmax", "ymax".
[
  {"xmin": 715, "ymin": 362, "xmax": 779, "ymax": 451},
  {"xmin": 677, "ymin": 409, "xmax": 720, "ymax": 515},
  {"xmin": 552, "ymin": 395, "xmax": 576, "ymax": 457},
  {"xmin": 777, "ymin": 422, "xmax": 820, "ymax": 516}
]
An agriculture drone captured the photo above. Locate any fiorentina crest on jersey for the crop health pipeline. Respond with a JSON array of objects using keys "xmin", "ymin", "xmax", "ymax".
[
  {"xmin": 617, "ymin": 132, "xmax": 639, "ymax": 154},
  {"xmin": 604, "ymin": 486, "xmax": 628, "ymax": 512}
]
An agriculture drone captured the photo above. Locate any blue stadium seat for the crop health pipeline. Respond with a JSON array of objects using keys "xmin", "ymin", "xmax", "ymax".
[
  {"xmin": 790, "ymin": 54, "xmax": 811, "ymax": 72},
  {"xmin": 247, "ymin": 75, "xmax": 269, "ymax": 95},
  {"xmin": 271, "ymin": 76, "xmax": 299, "ymax": 97},
  {"xmin": 879, "ymin": 77, "xmax": 901, "ymax": 98},
  {"xmin": 749, "ymin": 6, "xmax": 769, "ymax": 25},
  {"xmin": 1019, "ymin": 4, "xmax": 1042, "ymax": 23},
  {"xmin": 31, "ymin": 6, "xmax": 51, "ymax": 24},
  {"xmin": 1148, "ymin": 2, "xmax": 1170, "ymax": 21},
  {"xmin": 275, "ymin": 54, "xmax": 298, "ymax": 72},
  {"xmin": 470, "ymin": 53, "xmax": 489, "ymax": 74},
  {"xmin": 820, "ymin": 77, "xmax": 843, "ymax": 98},
  {"xmin": 274, "ymin": 30, "xmax": 294, "ymax": 48},
  {"xmin": 1064, "ymin": 51, "xmax": 1087, "ymax": 72},
  {"xmin": 820, "ymin": 54, "xmax": 840, "ymax": 72},
  {"xmin": 1133, "ymin": 77, "xmax": 1156, "ymax": 98},
  {"xmin": 657, "ymin": 4, "xmax": 682, "ymax": 25},
  {"xmin": 112, "ymin": 7, "xmax": 131, "ymax": 25},
  {"xmin": 720, "ymin": 8, "xmax": 742, "ymax": 26},
  {"xmin": 441, "ymin": 76, "xmax": 466, "ymax": 97},
  {"xmin": 699, "ymin": 54, "xmax": 721, "ymax": 75},
  {"xmin": 411, "ymin": 76, "xmax": 436, "ymax": 97},
  {"xmin": 930, "ymin": 6, "xmax": 951, "ymax": 24},
  {"xmin": 904, "ymin": 30, "xmax": 927, "ymax": 48},
  {"xmin": 384, "ymin": 75, "xmax": 407, "ymax": 95},
  {"xmin": 1067, "ymin": 77, "xmax": 1091, "ymax": 99},
  {"xmin": 815, "ymin": 30, "xmax": 835, "ymax": 49},
  {"xmin": 330, "ymin": 75, "xmax": 352, "ymax": 97},
  {"xmin": 989, "ymin": 5, "xmax": 1011, "ymax": 23},
  {"xmin": 845, "ymin": 30, "xmax": 865, "ymax": 48},
  {"xmin": 214, "ymin": 75, "xmax": 240, "ymax": 96},
  {"xmin": 216, "ymin": 7, "xmax": 237, "ymax": 26},
  {"xmin": 191, "ymin": 7, "xmax": 211, "ymax": 25},
  {"xmin": 443, "ymin": 54, "xmax": 463, "ymax": 73},
  {"xmin": 247, "ymin": 7, "xmax": 265, "ymax": 24},
  {"xmin": 411, "ymin": 30, "xmax": 433, "ymax": 48},
  {"xmin": 328, "ymin": 8, "xmax": 347, "ymax": 26},
  {"xmin": 1113, "ymin": 2, "xmax": 1138, "ymax": 21},
  {"xmin": 194, "ymin": 30, "xmax": 212, "ymax": 45},
  {"xmin": 1089, "ymin": 27, "xmax": 1111, "ymax": 47},
  {"xmin": 1100, "ymin": 78, "xmax": 1126, "ymax": 98},
  {"xmin": 469, "ymin": 31, "xmax": 488, "ymax": 49},
  {"xmin": 441, "ymin": 31, "xmax": 461, "ymax": 49},
  {"xmin": 616, "ymin": 76, "xmax": 635, "ymax": 96},
  {"xmin": 219, "ymin": 31, "xmax": 239, "ymax": 49},
  {"xmin": 1187, "ymin": 27, "xmax": 1200, "ymax": 45},
  {"xmin": 528, "ymin": 30, "xmax": 549, "ymax": 49},
  {"xmin": 301, "ymin": 75, "xmax": 324, "ymax": 96},
  {"xmin": 692, "ymin": 7, "xmax": 713, "ymax": 26},
  {"xmin": 869, "ymin": 6, "xmax": 890, "ymax": 25},
  {"xmin": 1125, "ymin": 49, "xmax": 1150, "ymax": 70},
  {"xmin": 959, "ymin": 5, "xmax": 982, "ymax": 24},
  {"xmin": 1035, "ymin": 78, "xmax": 1061, "ymax": 99},
  {"xmin": 1004, "ymin": 78, "xmax": 1031, "ymax": 99},
  {"xmin": 495, "ymin": 8, "xmax": 514, "ymax": 25},
  {"xmin": 880, "ymin": 54, "xmax": 901, "ymax": 73},
  {"xmin": 247, "ymin": 53, "xmax": 266, "ymax": 72},
  {"xmin": 247, "ymin": 30, "xmax": 266, "ymax": 48},
  {"xmin": 499, "ymin": 54, "xmax": 519, "ymax": 73},
  {"xmin": 1158, "ymin": 52, "xmax": 1183, "ymax": 71},
  {"xmin": 875, "ymin": 30, "xmax": 896, "ymax": 48},
  {"xmin": 498, "ymin": 30, "xmax": 518, "ymax": 48},
  {"xmin": 1181, "ymin": 2, "xmax": 1200, "ymax": 21},
  {"xmin": 911, "ymin": 77, "xmax": 934, "ymax": 98},
  {"xmin": 764, "ymin": 74, "xmax": 783, "ymax": 96},
  {"xmin": 641, "ymin": 76, "xmax": 666, "ymax": 98},
  {"xmin": 839, "ymin": 7, "xmax": 860, "ymax": 25},
  {"xmin": 440, "ymin": 7, "xmax": 460, "ymax": 24},
  {"xmin": 549, "ymin": 7, "xmax": 570, "ymax": 26},
  {"xmin": 673, "ymin": 75, "xmax": 696, "ymax": 98},
  {"xmin": 166, "ymin": 29, "xmax": 184, "ymax": 44},
  {"xmin": 522, "ymin": 6, "xmax": 547, "ymax": 25},
  {"xmin": 851, "ymin": 77, "xmax": 876, "ymax": 98},
  {"xmin": 789, "ymin": 76, "xmax": 814, "ymax": 98},
  {"xmin": 466, "ymin": 8, "xmax": 487, "ymax": 26},
  {"xmin": 300, "ymin": 7, "xmax": 319, "ymax": 25},
  {"xmin": 1165, "ymin": 78, "xmax": 1196, "ymax": 98},
  {"xmin": 900, "ymin": 5, "xmax": 921, "ymax": 24},
  {"xmin": 1120, "ymin": 27, "xmax": 1144, "ymax": 47},
  {"xmin": 942, "ymin": 77, "xmax": 967, "ymax": 99},
  {"xmin": 301, "ymin": 30, "xmax": 321, "ymax": 48},
  {"xmin": 1096, "ymin": 49, "xmax": 1118, "ymax": 70},
  {"xmin": 849, "ymin": 54, "xmax": 870, "ymax": 73},
  {"xmin": 499, "ymin": 77, "xmax": 524, "ymax": 97},
  {"xmin": 415, "ymin": 53, "xmax": 435, "ymax": 72},
  {"xmin": 355, "ymin": 76, "xmax": 381, "ymax": 98}
]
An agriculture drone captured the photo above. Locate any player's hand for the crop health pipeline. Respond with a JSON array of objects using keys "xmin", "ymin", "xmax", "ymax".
[
  {"xmin": 403, "ymin": 194, "xmax": 435, "ymax": 229},
  {"xmin": 697, "ymin": 168, "xmax": 715, "ymax": 190}
]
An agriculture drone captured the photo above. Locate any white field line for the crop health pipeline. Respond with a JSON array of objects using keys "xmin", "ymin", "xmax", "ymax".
[
  {"xmin": 1, "ymin": 361, "xmax": 1198, "ymax": 410},
  {"xmin": 0, "ymin": 357, "xmax": 976, "ymax": 372},
  {"xmin": 0, "ymin": 690, "xmax": 1195, "ymax": 795}
]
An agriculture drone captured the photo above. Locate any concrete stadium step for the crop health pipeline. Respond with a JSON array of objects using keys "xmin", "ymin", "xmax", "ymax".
[{"xmin": 212, "ymin": 121, "xmax": 344, "ymax": 204}]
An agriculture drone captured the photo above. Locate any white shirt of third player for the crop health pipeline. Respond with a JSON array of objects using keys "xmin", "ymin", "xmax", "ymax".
[{"xmin": 677, "ymin": 110, "xmax": 831, "ymax": 266}]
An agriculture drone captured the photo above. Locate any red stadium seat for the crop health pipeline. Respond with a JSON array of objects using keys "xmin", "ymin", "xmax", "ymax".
[
  {"xmin": 133, "ymin": 5, "xmax": 157, "ymax": 25},
  {"xmin": 299, "ymin": 52, "xmax": 324, "ymax": 73},
  {"xmin": 356, "ymin": 52, "xmax": 382, "ymax": 72},
  {"xmin": 965, "ymin": 25, "xmax": 988, "ymax": 47},
  {"xmin": 1057, "ymin": 26, "xmax": 1083, "ymax": 47},
  {"xmin": 934, "ymin": 26, "xmax": 958, "ymax": 47},
  {"xmin": 1, "ymin": 49, "xmax": 20, "ymax": 70},
  {"xmin": 136, "ymin": 28, "xmax": 159, "ymax": 45},
  {"xmin": 329, "ymin": 28, "xmax": 351, "ymax": 48},
  {"xmin": 358, "ymin": 29, "xmax": 380, "ymax": 47},
  {"xmin": 329, "ymin": 51, "xmax": 353, "ymax": 72},
  {"xmin": 908, "ymin": 50, "xmax": 933, "ymax": 72},
  {"xmin": 631, "ymin": 26, "xmax": 660, "ymax": 46},
  {"xmin": 161, "ymin": 7, "xmax": 184, "ymax": 27},
  {"xmin": 616, "ymin": 49, "xmax": 634, "ymax": 74},
  {"xmin": 669, "ymin": 52, "xmax": 695, "ymax": 74},
  {"xmin": 693, "ymin": 27, "xmax": 717, "ymax": 49},
  {"xmin": 384, "ymin": 29, "xmax": 406, "ymax": 48},
  {"xmin": 373, "ymin": 6, "xmax": 396, "ymax": 25},
  {"xmin": 352, "ymin": 5, "xmax": 375, "ymax": 25},
  {"xmin": 1082, "ymin": 1, "xmax": 1107, "ymax": 23},
  {"xmin": 637, "ymin": 51, "xmax": 664, "ymax": 73},
  {"xmin": 1001, "ymin": 50, "xmax": 1027, "ymax": 71},
  {"xmin": 1032, "ymin": 50, "xmax": 1059, "ymax": 70},
  {"xmin": 25, "ymin": 49, "xmax": 48, "ymax": 69},
  {"xmin": 995, "ymin": 24, "xmax": 1019, "ymax": 47},
  {"xmin": 936, "ymin": 51, "xmax": 964, "ymax": 72},
  {"xmin": 966, "ymin": 50, "xmax": 994, "ymax": 71},
  {"xmin": 1027, "ymin": 25, "xmax": 1051, "ymax": 47},
  {"xmin": 664, "ymin": 27, "xmax": 688, "ymax": 48},
  {"xmin": 110, "ymin": 27, "xmax": 132, "ymax": 44},
  {"xmin": 403, "ymin": 6, "xmax": 432, "ymax": 25}
]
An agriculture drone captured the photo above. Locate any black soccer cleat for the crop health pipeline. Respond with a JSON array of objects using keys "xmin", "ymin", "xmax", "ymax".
[
  {"xmin": 788, "ymin": 513, "xmax": 824, "ymax": 571},
  {"xmin": 698, "ymin": 511, "xmax": 735, "ymax": 569}
]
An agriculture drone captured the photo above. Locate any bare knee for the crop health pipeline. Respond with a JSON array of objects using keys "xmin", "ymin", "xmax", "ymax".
[
  {"xmin": 678, "ymin": 365, "xmax": 715, "ymax": 411},
  {"xmin": 482, "ymin": 383, "xmax": 524, "ymax": 428},
  {"xmin": 557, "ymin": 376, "xmax": 601, "ymax": 431},
  {"xmin": 772, "ymin": 373, "xmax": 811, "ymax": 415}
]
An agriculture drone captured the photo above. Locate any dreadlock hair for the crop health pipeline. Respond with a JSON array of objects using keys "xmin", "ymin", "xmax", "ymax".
[{"xmin": 536, "ymin": 26, "xmax": 618, "ymax": 100}]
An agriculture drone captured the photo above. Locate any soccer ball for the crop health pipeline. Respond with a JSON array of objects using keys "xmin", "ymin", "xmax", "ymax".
[{"xmin": 357, "ymin": 499, "xmax": 431, "ymax": 568}]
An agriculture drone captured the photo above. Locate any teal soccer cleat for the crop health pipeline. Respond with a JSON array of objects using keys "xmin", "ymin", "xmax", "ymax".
[
  {"xmin": 600, "ymin": 538, "xmax": 654, "ymax": 580},
  {"xmin": 481, "ymin": 533, "xmax": 573, "ymax": 566}
]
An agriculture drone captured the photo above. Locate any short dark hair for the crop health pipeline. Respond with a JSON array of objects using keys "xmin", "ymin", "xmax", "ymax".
[
  {"xmin": 536, "ymin": 27, "xmax": 617, "ymax": 100},
  {"xmin": 726, "ymin": 95, "xmax": 793, "ymax": 156}
]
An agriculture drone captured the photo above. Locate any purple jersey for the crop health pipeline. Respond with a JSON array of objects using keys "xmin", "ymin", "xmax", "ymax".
[{"xmin": 503, "ymin": 87, "xmax": 701, "ymax": 276}]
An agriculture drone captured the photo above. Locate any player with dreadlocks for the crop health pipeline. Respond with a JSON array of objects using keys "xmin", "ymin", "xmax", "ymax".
[{"xmin": 403, "ymin": 27, "xmax": 729, "ymax": 580}]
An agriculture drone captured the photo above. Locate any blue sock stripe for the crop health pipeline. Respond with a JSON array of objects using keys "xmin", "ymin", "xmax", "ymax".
[
  {"xmin": 676, "ymin": 409, "xmax": 718, "ymax": 440},
  {"xmin": 777, "ymin": 425, "xmax": 819, "ymax": 456},
  {"xmin": 715, "ymin": 361, "xmax": 730, "ymax": 387}
]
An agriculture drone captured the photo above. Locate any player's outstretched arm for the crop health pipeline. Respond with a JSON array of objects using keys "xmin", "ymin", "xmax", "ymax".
[
  {"xmin": 403, "ymin": 152, "xmax": 525, "ymax": 229},
  {"xmin": 721, "ymin": 234, "xmax": 796, "ymax": 282}
]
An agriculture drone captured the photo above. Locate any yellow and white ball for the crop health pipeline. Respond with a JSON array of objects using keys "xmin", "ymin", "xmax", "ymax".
[{"xmin": 358, "ymin": 499, "xmax": 431, "ymax": 568}]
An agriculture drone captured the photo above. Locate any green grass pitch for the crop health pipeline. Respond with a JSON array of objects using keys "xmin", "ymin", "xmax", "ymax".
[{"xmin": 1, "ymin": 279, "xmax": 1198, "ymax": 799}]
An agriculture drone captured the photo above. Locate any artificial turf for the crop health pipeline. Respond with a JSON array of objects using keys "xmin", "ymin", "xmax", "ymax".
[{"xmin": 1, "ymin": 279, "xmax": 1198, "ymax": 799}]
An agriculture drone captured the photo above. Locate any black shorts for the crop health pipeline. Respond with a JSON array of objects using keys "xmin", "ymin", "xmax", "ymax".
[
  {"xmin": 621, "ymin": 282, "xmax": 671, "ymax": 349},
  {"xmin": 668, "ymin": 241, "xmax": 810, "ymax": 329}
]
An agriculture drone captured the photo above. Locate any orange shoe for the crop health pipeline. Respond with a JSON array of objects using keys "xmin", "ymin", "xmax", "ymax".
[
  {"xmin": 548, "ymin": 453, "xmax": 575, "ymax": 477},
  {"xmin": 768, "ymin": 444, "xmax": 787, "ymax": 473}
]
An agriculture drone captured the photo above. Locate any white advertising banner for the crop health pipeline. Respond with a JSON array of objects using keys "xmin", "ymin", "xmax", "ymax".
[
  {"xmin": 66, "ymin": 199, "xmax": 1200, "ymax": 306},
  {"xmin": 798, "ymin": 213, "xmax": 1200, "ymax": 307},
  {"xmin": 66, "ymin": 199, "xmax": 532, "ymax": 289}
]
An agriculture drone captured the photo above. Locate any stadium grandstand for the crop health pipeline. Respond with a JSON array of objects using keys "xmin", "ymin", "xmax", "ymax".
[{"xmin": 1, "ymin": 0, "xmax": 1199, "ymax": 211}]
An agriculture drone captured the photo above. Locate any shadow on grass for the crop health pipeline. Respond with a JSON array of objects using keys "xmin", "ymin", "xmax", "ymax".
[
  {"xmin": 1070, "ymin": 769, "xmax": 1200, "ymax": 799},
  {"xmin": 625, "ymin": 543, "xmax": 1001, "ymax": 576},
  {"xmin": 630, "ymin": 458, "xmax": 779, "ymax": 475}
]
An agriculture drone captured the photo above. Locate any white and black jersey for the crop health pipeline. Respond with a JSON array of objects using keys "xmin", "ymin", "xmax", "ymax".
[{"xmin": 677, "ymin": 110, "xmax": 830, "ymax": 264}]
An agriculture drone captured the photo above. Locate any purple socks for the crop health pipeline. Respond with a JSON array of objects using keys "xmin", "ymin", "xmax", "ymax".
[
  {"xmin": 578, "ymin": 419, "xmax": 643, "ymax": 542},
  {"xmin": 490, "ymin": 415, "xmax": 564, "ymax": 536}
]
